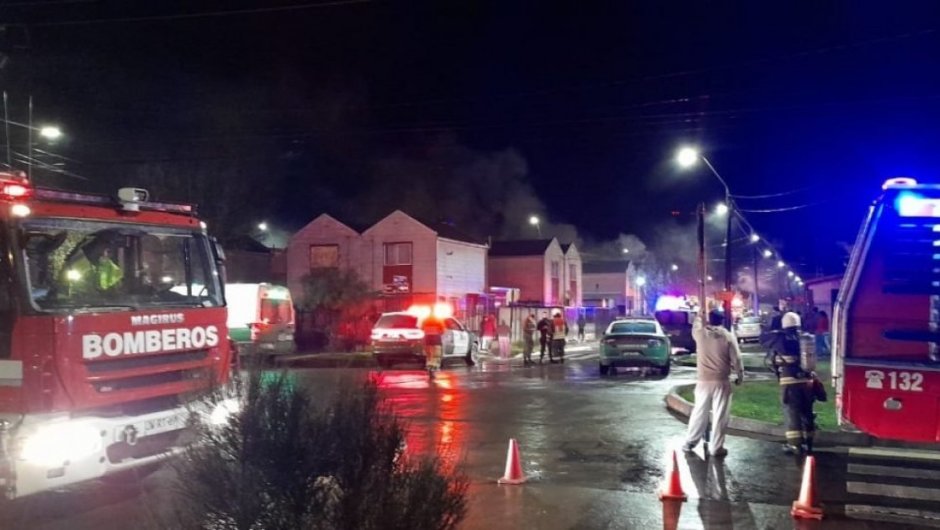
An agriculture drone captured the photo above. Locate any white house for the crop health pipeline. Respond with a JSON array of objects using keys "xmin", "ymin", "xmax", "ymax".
[
  {"xmin": 488, "ymin": 239, "xmax": 582, "ymax": 306},
  {"xmin": 285, "ymin": 210, "xmax": 488, "ymax": 315},
  {"xmin": 582, "ymin": 260, "xmax": 638, "ymax": 313}
]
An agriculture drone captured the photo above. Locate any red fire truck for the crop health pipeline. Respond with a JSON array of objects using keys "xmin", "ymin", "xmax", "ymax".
[
  {"xmin": 833, "ymin": 177, "xmax": 940, "ymax": 443},
  {"xmin": 0, "ymin": 171, "xmax": 233, "ymax": 498}
]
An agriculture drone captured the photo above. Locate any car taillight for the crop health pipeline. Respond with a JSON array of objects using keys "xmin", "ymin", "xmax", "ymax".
[{"xmin": 403, "ymin": 329, "xmax": 425, "ymax": 340}]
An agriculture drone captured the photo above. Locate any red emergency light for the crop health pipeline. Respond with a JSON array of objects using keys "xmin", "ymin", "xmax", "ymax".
[{"xmin": 0, "ymin": 172, "xmax": 33, "ymax": 201}]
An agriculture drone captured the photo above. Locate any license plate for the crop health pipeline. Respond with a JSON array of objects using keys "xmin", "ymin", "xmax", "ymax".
[
  {"xmin": 278, "ymin": 332, "xmax": 294, "ymax": 341},
  {"xmin": 117, "ymin": 412, "xmax": 187, "ymax": 442},
  {"xmin": 621, "ymin": 350, "xmax": 642, "ymax": 357}
]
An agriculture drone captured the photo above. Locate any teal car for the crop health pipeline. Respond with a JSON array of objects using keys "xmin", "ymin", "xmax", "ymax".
[{"xmin": 599, "ymin": 318, "xmax": 671, "ymax": 376}]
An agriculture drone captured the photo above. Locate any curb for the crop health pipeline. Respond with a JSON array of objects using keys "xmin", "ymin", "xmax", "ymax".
[{"xmin": 665, "ymin": 383, "xmax": 874, "ymax": 446}]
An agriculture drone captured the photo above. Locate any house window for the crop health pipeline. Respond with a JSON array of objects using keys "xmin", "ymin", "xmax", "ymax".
[
  {"xmin": 309, "ymin": 244, "xmax": 339, "ymax": 269},
  {"xmin": 569, "ymin": 264, "xmax": 577, "ymax": 281},
  {"xmin": 550, "ymin": 261, "xmax": 560, "ymax": 279},
  {"xmin": 385, "ymin": 242, "xmax": 413, "ymax": 266}
]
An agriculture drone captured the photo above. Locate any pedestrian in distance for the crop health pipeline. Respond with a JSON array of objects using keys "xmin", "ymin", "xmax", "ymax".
[
  {"xmin": 497, "ymin": 319, "xmax": 511, "ymax": 359},
  {"xmin": 523, "ymin": 312, "xmax": 537, "ymax": 366},
  {"xmin": 815, "ymin": 310, "xmax": 830, "ymax": 357},
  {"xmin": 577, "ymin": 312, "xmax": 586, "ymax": 342},
  {"xmin": 550, "ymin": 311, "xmax": 568, "ymax": 364},
  {"xmin": 683, "ymin": 309, "xmax": 744, "ymax": 458},
  {"xmin": 537, "ymin": 312, "xmax": 552, "ymax": 363}
]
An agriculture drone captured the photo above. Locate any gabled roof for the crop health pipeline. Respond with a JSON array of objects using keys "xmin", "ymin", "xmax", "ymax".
[
  {"xmin": 582, "ymin": 260, "xmax": 631, "ymax": 274},
  {"xmin": 362, "ymin": 210, "xmax": 486, "ymax": 246},
  {"xmin": 489, "ymin": 239, "xmax": 555, "ymax": 257},
  {"xmin": 422, "ymin": 219, "xmax": 487, "ymax": 246}
]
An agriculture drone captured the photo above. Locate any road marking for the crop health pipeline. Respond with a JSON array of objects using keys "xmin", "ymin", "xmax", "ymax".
[
  {"xmin": 849, "ymin": 447, "xmax": 940, "ymax": 462},
  {"xmin": 847, "ymin": 481, "xmax": 940, "ymax": 502},
  {"xmin": 848, "ymin": 463, "xmax": 940, "ymax": 480}
]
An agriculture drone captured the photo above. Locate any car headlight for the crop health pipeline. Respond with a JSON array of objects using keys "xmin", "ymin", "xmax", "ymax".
[
  {"xmin": 647, "ymin": 339, "xmax": 662, "ymax": 348},
  {"xmin": 209, "ymin": 398, "xmax": 241, "ymax": 426},
  {"xmin": 20, "ymin": 423, "xmax": 102, "ymax": 466}
]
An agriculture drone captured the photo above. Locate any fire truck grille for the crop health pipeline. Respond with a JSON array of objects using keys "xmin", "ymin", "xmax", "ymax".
[
  {"xmin": 86, "ymin": 350, "xmax": 209, "ymax": 373},
  {"xmin": 92, "ymin": 367, "xmax": 212, "ymax": 393}
]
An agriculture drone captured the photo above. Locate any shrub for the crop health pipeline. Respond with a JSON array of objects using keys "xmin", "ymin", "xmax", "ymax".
[{"xmin": 166, "ymin": 373, "xmax": 468, "ymax": 530}]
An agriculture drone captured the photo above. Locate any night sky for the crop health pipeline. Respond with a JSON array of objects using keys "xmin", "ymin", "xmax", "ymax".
[{"xmin": 2, "ymin": 1, "xmax": 939, "ymax": 280}]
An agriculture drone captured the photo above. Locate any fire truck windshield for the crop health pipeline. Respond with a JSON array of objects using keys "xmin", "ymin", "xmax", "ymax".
[{"xmin": 19, "ymin": 218, "xmax": 223, "ymax": 312}]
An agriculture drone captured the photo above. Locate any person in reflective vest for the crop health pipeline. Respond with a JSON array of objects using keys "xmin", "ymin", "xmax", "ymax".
[
  {"xmin": 550, "ymin": 311, "xmax": 568, "ymax": 364},
  {"xmin": 422, "ymin": 316, "xmax": 445, "ymax": 379},
  {"xmin": 63, "ymin": 243, "xmax": 123, "ymax": 296}
]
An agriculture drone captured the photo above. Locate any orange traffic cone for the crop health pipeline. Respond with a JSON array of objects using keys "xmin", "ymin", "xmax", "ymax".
[
  {"xmin": 791, "ymin": 455, "xmax": 824, "ymax": 520},
  {"xmin": 661, "ymin": 498, "xmax": 683, "ymax": 530},
  {"xmin": 497, "ymin": 438, "xmax": 527, "ymax": 485},
  {"xmin": 659, "ymin": 449, "xmax": 687, "ymax": 501}
]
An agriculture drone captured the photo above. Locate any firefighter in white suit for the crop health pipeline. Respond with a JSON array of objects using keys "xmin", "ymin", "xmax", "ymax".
[{"xmin": 682, "ymin": 309, "xmax": 744, "ymax": 458}]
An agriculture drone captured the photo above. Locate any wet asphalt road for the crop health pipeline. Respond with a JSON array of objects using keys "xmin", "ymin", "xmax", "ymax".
[{"xmin": 4, "ymin": 349, "xmax": 939, "ymax": 529}]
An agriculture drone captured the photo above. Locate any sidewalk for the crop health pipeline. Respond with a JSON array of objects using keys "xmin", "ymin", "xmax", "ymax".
[{"xmin": 664, "ymin": 384, "xmax": 939, "ymax": 451}]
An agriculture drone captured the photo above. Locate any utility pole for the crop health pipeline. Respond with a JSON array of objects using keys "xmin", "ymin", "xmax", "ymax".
[
  {"xmin": 697, "ymin": 202, "xmax": 706, "ymax": 316},
  {"xmin": 753, "ymin": 246, "xmax": 760, "ymax": 314}
]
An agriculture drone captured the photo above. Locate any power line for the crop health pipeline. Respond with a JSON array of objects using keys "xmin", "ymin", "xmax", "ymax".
[
  {"xmin": 26, "ymin": 0, "xmax": 371, "ymax": 27},
  {"xmin": 0, "ymin": 0, "xmax": 94, "ymax": 7},
  {"xmin": 738, "ymin": 200, "xmax": 834, "ymax": 213},
  {"xmin": 731, "ymin": 185, "xmax": 821, "ymax": 200}
]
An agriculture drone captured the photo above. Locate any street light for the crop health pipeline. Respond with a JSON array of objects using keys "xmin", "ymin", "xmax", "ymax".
[
  {"xmin": 635, "ymin": 276, "xmax": 646, "ymax": 287},
  {"xmin": 670, "ymin": 264, "xmax": 679, "ymax": 271},
  {"xmin": 749, "ymin": 233, "xmax": 760, "ymax": 243},
  {"xmin": 777, "ymin": 260, "xmax": 785, "ymax": 268},
  {"xmin": 622, "ymin": 248, "xmax": 629, "ymax": 254},
  {"xmin": 787, "ymin": 271, "xmax": 795, "ymax": 278},
  {"xmin": 529, "ymin": 215, "xmax": 541, "ymax": 237},
  {"xmin": 676, "ymin": 145, "xmax": 734, "ymax": 328},
  {"xmin": 676, "ymin": 147, "xmax": 699, "ymax": 168},
  {"xmin": 763, "ymin": 249, "xmax": 773, "ymax": 258},
  {"xmin": 257, "ymin": 222, "xmax": 268, "ymax": 232}
]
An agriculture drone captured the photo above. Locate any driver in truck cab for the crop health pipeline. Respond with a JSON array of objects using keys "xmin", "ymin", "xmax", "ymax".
[{"xmin": 62, "ymin": 240, "xmax": 124, "ymax": 295}]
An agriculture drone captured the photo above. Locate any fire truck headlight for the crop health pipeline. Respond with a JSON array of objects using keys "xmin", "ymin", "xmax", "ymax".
[
  {"xmin": 209, "ymin": 398, "xmax": 240, "ymax": 426},
  {"xmin": 10, "ymin": 204, "xmax": 30, "ymax": 217},
  {"xmin": 20, "ymin": 423, "xmax": 102, "ymax": 466}
]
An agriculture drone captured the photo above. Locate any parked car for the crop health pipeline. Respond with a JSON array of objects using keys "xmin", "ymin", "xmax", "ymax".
[
  {"xmin": 371, "ymin": 310, "xmax": 479, "ymax": 368},
  {"xmin": 599, "ymin": 318, "xmax": 671, "ymax": 375},
  {"xmin": 734, "ymin": 315, "xmax": 762, "ymax": 343},
  {"xmin": 654, "ymin": 309, "xmax": 696, "ymax": 353}
]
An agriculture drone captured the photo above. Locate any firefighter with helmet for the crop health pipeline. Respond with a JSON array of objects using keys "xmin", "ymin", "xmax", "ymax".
[{"xmin": 767, "ymin": 311, "xmax": 827, "ymax": 454}]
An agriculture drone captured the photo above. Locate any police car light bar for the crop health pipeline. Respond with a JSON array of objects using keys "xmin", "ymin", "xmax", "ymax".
[{"xmin": 896, "ymin": 192, "xmax": 940, "ymax": 218}]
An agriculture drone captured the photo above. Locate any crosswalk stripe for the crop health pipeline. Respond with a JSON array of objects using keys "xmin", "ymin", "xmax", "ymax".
[
  {"xmin": 847, "ymin": 481, "xmax": 940, "ymax": 502},
  {"xmin": 849, "ymin": 447, "xmax": 940, "ymax": 462},
  {"xmin": 846, "ymin": 504, "xmax": 940, "ymax": 527},
  {"xmin": 848, "ymin": 463, "xmax": 940, "ymax": 480}
]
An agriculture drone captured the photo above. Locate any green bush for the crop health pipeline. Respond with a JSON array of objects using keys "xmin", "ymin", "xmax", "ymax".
[{"xmin": 166, "ymin": 373, "xmax": 468, "ymax": 530}]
